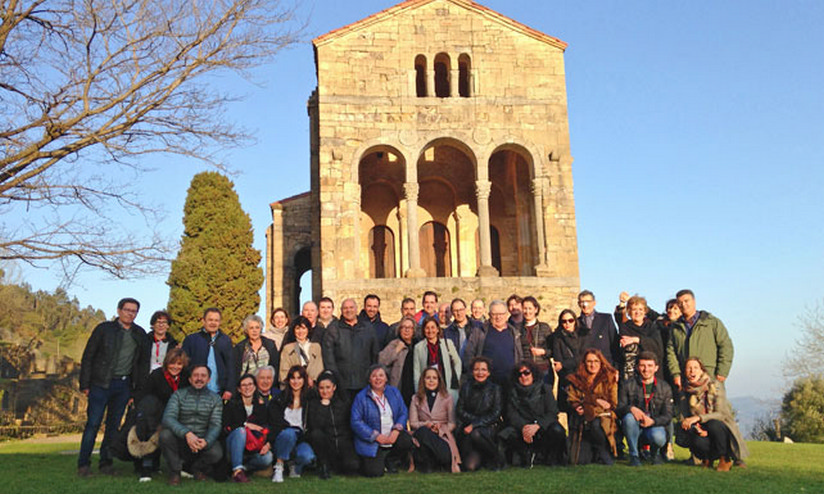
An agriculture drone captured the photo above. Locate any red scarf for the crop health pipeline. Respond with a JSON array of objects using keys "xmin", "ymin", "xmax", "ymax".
[
  {"xmin": 426, "ymin": 340, "xmax": 442, "ymax": 374},
  {"xmin": 163, "ymin": 370, "xmax": 180, "ymax": 392}
]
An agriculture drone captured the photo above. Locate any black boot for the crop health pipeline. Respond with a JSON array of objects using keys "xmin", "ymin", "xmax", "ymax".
[{"xmin": 319, "ymin": 463, "xmax": 331, "ymax": 480}]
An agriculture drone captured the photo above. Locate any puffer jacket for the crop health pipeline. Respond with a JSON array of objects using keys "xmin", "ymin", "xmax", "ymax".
[
  {"xmin": 456, "ymin": 378, "xmax": 502, "ymax": 429},
  {"xmin": 162, "ymin": 386, "xmax": 223, "ymax": 447},
  {"xmin": 322, "ymin": 317, "xmax": 379, "ymax": 390},
  {"xmin": 80, "ymin": 319, "xmax": 150, "ymax": 394},
  {"xmin": 350, "ymin": 385, "xmax": 408, "ymax": 457},
  {"xmin": 667, "ymin": 311, "xmax": 734, "ymax": 380},
  {"xmin": 616, "ymin": 375, "xmax": 673, "ymax": 426},
  {"xmin": 307, "ymin": 393, "xmax": 353, "ymax": 444},
  {"xmin": 506, "ymin": 380, "xmax": 559, "ymax": 431}
]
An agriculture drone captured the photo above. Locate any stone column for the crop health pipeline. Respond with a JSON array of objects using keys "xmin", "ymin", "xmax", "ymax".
[
  {"xmin": 450, "ymin": 68, "xmax": 459, "ymax": 97},
  {"xmin": 427, "ymin": 69, "xmax": 435, "ymax": 98},
  {"xmin": 352, "ymin": 184, "xmax": 362, "ymax": 278},
  {"xmin": 475, "ymin": 180, "xmax": 499, "ymax": 277},
  {"xmin": 404, "ymin": 182, "xmax": 426, "ymax": 278},
  {"xmin": 532, "ymin": 178, "xmax": 550, "ymax": 276}
]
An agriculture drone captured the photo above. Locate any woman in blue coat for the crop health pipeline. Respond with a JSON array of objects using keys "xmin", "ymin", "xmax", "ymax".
[{"xmin": 351, "ymin": 364, "xmax": 414, "ymax": 477}]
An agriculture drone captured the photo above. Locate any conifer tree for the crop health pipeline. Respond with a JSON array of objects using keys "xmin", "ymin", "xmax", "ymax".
[{"xmin": 167, "ymin": 172, "xmax": 263, "ymax": 342}]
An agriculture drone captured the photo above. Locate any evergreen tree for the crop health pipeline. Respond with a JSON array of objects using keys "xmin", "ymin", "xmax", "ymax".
[
  {"xmin": 781, "ymin": 375, "xmax": 824, "ymax": 443},
  {"xmin": 167, "ymin": 172, "xmax": 263, "ymax": 342}
]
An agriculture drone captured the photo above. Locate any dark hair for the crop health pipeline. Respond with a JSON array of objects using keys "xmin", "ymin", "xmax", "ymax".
[
  {"xmin": 420, "ymin": 316, "xmax": 442, "ymax": 339},
  {"xmin": 522, "ymin": 296, "xmax": 540, "ymax": 314},
  {"xmin": 637, "ymin": 351, "xmax": 658, "ymax": 365},
  {"xmin": 366, "ymin": 363, "xmax": 390, "ymax": 385},
  {"xmin": 118, "ymin": 297, "xmax": 140, "ymax": 311},
  {"xmin": 237, "ymin": 373, "xmax": 257, "ymax": 389},
  {"xmin": 163, "ymin": 348, "xmax": 189, "ymax": 370},
  {"xmin": 415, "ymin": 366, "xmax": 447, "ymax": 403},
  {"xmin": 150, "ymin": 310, "xmax": 172, "ymax": 327},
  {"xmin": 270, "ymin": 307, "xmax": 289, "ymax": 327},
  {"xmin": 450, "ymin": 298, "xmax": 466, "ymax": 310},
  {"xmin": 283, "ymin": 365, "xmax": 310, "ymax": 405},
  {"xmin": 191, "ymin": 364, "xmax": 211, "ymax": 377},
  {"xmin": 676, "ymin": 289, "xmax": 695, "ymax": 299},
  {"xmin": 364, "ymin": 294, "xmax": 380, "ymax": 305},
  {"xmin": 577, "ymin": 290, "xmax": 595, "ymax": 300},
  {"xmin": 665, "ymin": 298, "xmax": 679, "ymax": 311},
  {"xmin": 469, "ymin": 356, "xmax": 492, "ymax": 375},
  {"xmin": 202, "ymin": 307, "xmax": 221, "ymax": 319},
  {"xmin": 401, "ymin": 297, "xmax": 415, "ymax": 307},
  {"xmin": 290, "ymin": 315, "xmax": 313, "ymax": 340},
  {"xmin": 422, "ymin": 290, "xmax": 438, "ymax": 302},
  {"xmin": 317, "ymin": 369, "xmax": 338, "ymax": 387},
  {"xmin": 506, "ymin": 294, "xmax": 522, "ymax": 306},
  {"xmin": 511, "ymin": 360, "xmax": 541, "ymax": 383},
  {"xmin": 319, "ymin": 297, "xmax": 334, "ymax": 308},
  {"xmin": 556, "ymin": 308, "xmax": 578, "ymax": 332}
]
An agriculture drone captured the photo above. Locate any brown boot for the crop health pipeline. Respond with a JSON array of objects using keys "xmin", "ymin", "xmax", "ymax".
[
  {"xmin": 716, "ymin": 456, "xmax": 733, "ymax": 472},
  {"xmin": 701, "ymin": 458, "xmax": 712, "ymax": 469}
]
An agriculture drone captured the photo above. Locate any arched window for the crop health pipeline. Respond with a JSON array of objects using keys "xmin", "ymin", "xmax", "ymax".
[
  {"xmin": 369, "ymin": 226, "xmax": 396, "ymax": 279},
  {"xmin": 458, "ymin": 54, "xmax": 471, "ymax": 97},
  {"xmin": 419, "ymin": 221, "xmax": 451, "ymax": 277},
  {"xmin": 434, "ymin": 53, "xmax": 451, "ymax": 97},
  {"xmin": 415, "ymin": 55, "xmax": 427, "ymax": 97}
]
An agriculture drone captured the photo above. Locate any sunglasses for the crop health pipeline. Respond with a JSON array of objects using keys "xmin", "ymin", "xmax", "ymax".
[
  {"xmin": 561, "ymin": 318, "xmax": 575, "ymax": 324},
  {"xmin": 518, "ymin": 369, "xmax": 532, "ymax": 377}
]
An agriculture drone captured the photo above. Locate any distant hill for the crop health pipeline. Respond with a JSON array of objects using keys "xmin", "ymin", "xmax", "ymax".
[{"xmin": 729, "ymin": 395, "xmax": 781, "ymax": 439}]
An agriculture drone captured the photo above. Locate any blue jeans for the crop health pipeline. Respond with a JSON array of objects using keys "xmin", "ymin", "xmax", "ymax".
[
  {"xmin": 621, "ymin": 412, "xmax": 667, "ymax": 458},
  {"xmin": 78, "ymin": 378, "xmax": 131, "ymax": 468},
  {"xmin": 274, "ymin": 428, "xmax": 315, "ymax": 473},
  {"xmin": 227, "ymin": 427, "xmax": 274, "ymax": 472}
]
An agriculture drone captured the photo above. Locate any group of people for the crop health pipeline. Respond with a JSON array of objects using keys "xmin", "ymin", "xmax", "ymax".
[{"xmin": 77, "ymin": 288, "xmax": 749, "ymax": 484}]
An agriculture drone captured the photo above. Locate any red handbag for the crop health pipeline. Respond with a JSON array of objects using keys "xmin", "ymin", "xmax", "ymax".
[{"xmin": 244, "ymin": 427, "xmax": 269, "ymax": 452}]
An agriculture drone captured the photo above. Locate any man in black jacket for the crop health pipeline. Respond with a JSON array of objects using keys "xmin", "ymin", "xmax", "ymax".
[
  {"xmin": 181, "ymin": 308, "xmax": 234, "ymax": 400},
  {"xmin": 577, "ymin": 290, "xmax": 619, "ymax": 366},
  {"xmin": 78, "ymin": 297, "xmax": 150, "ymax": 477},
  {"xmin": 322, "ymin": 298, "xmax": 379, "ymax": 400},
  {"xmin": 617, "ymin": 351, "xmax": 673, "ymax": 466}
]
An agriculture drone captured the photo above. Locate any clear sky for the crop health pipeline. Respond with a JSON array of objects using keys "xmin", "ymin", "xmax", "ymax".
[{"xmin": 12, "ymin": 0, "xmax": 824, "ymax": 400}]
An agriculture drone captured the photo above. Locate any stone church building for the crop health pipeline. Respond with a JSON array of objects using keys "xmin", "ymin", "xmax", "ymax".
[{"xmin": 265, "ymin": 0, "xmax": 580, "ymax": 320}]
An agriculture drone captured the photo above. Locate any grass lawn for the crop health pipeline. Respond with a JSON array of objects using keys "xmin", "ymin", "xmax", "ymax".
[{"xmin": 0, "ymin": 439, "xmax": 821, "ymax": 493}]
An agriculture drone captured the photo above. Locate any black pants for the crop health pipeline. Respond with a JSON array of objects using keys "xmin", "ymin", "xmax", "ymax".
[
  {"xmin": 159, "ymin": 428, "xmax": 223, "ymax": 475},
  {"xmin": 456, "ymin": 425, "xmax": 499, "ymax": 471},
  {"xmin": 570, "ymin": 419, "xmax": 610, "ymax": 465},
  {"xmin": 500, "ymin": 422, "xmax": 567, "ymax": 466},
  {"xmin": 361, "ymin": 430, "xmax": 414, "ymax": 478},
  {"xmin": 413, "ymin": 427, "xmax": 452, "ymax": 471},
  {"xmin": 307, "ymin": 430, "xmax": 360, "ymax": 474},
  {"xmin": 689, "ymin": 420, "xmax": 732, "ymax": 461}
]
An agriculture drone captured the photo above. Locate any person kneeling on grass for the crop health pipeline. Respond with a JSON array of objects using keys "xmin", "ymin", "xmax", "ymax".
[
  {"xmin": 351, "ymin": 364, "xmax": 414, "ymax": 477},
  {"xmin": 677, "ymin": 357, "xmax": 749, "ymax": 471},
  {"xmin": 223, "ymin": 373, "xmax": 275, "ymax": 483},
  {"xmin": 160, "ymin": 365, "xmax": 223, "ymax": 486},
  {"xmin": 616, "ymin": 351, "xmax": 673, "ymax": 466}
]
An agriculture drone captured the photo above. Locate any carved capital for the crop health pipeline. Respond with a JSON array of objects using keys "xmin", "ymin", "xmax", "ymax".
[
  {"xmin": 403, "ymin": 182, "xmax": 419, "ymax": 201},
  {"xmin": 531, "ymin": 178, "xmax": 543, "ymax": 196},
  {"xmin": 475, "ymin": 180, "xmax": 492, "ymax": 201}
]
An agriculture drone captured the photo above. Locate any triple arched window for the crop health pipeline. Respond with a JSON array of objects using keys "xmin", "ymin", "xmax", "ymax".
[{"xmin": 415, "ymin": 53, "xmax": 471, "ymax": 98}]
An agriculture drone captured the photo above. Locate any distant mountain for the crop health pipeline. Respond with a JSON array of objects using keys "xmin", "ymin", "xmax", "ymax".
[{"xmin": 729, "ymin": 395, "xmax": 781, "ymax": 440}]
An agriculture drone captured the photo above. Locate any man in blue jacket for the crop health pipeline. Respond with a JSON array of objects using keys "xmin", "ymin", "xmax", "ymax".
[{"xmin": 181, "ymin": 308, "xmax": 234, "ymax": 400}]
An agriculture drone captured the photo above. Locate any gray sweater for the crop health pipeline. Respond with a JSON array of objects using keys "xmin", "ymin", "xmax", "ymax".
[{"xmin": 162, "ymin": 386, "xmax": 223, "ymax": 446}]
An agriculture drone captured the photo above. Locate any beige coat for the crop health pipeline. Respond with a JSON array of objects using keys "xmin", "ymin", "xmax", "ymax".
[
  {"xmin": 409, "ymin": 392, "xmax": 461, "ymax": 472},
  {"xmin": 279, "ymin": 342, "xmax": 323, "ymax": 387}
]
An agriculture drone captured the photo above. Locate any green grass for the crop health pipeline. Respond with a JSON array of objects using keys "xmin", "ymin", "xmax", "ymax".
[{"xmin": 0, "ymin": 440, "xmax": 822, "ymax": 493}]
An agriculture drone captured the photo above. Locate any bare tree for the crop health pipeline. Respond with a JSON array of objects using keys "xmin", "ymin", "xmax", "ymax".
[
  {"xmin": 0, "ymin": 0, "xmax": 301, "ymax": 281},
  {"xmin": 784, "ymin": 299, "xmax": 824, "ymax": 379}
]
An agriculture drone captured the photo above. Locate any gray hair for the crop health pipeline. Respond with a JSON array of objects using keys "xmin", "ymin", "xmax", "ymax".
[
  {"xmin": 242, "ymin": 314, "xmax": 264, "ymax": 333},
  {"xmin": 255, "ymin": 365, "xmax": 275, "ymax": 379},
  {"xmin": 489, "ymin": 299, "xmax": 506, "ymax": 313}
]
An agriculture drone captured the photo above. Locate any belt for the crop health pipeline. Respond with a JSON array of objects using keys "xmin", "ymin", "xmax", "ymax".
[{"xmin": 112, "ymin": 375, "xmax": 130, "ymax": 381}]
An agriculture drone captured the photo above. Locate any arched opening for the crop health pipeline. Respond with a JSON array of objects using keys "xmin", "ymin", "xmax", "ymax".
[
  {"xmin": 458, "ymin": 54, "xmax": 471, "ymax": 97},
  {"xmin": 369, "ymin": 225, "xmax": 396, "ymax": 278},
  {"xmin": 434, "ymin": 53, "xmax": 451, "ymax": 97},
  {"xmin": 293, "ymin": 247, "xmax": 312, "ymax": 315},
  {"xmin": 420, "ymin": 221, "xmax": 451, "ymax": 277},
  {"xmin": 415, "ymin": 54, "xmax": 427, "ymax": 97},
  {"xmin": 488, "ymin": 147, "xmax": 536, "ymax": 276},
  {"xmin": 490, "ymin": 225, "xmax": 502, "ymax": 274}
]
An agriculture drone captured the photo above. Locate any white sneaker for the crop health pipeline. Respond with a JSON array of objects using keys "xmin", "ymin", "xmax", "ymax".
[
  {"xmin": 180, "ymin": 471, "xmax": 194, "ymax": 479},
  {"xmin": 272, "ymin": 463, "xmax": 284, "ymax": 483},
  {"xmin": 288, "ymin": 461, "xmax": 301, "ymax": 479},
  {"xmin": 138, "ymin": 476, "xmax": 152, "ymax": 482}
]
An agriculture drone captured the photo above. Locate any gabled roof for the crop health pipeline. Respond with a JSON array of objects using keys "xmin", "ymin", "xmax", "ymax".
[{"xmin": 313, "ymin": 0, "xmax": 567, "ymax": 51}]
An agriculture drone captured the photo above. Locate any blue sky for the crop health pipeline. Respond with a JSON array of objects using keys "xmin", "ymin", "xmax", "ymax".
[{"xmin": 12, "ymin": 0, "xmax": 824, "ymax": 400}]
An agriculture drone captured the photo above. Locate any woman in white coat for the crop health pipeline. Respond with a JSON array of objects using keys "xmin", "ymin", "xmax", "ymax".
[{"xmin": 413, "ymin": 316, "xmax": 461, "ymax": 403}]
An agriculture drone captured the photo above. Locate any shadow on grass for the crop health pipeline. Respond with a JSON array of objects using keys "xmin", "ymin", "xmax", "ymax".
[{"xmin": 0, "ymin": 441, "xmax": 822, "ymax": 493}]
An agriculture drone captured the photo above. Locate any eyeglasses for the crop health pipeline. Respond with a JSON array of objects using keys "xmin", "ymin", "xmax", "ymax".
[
  {"xmin": 562, "ymin": 318, "xmax": 575, "ymax": 324},
  {"xmin": 518, "ymin": 369, "xmax": 532, "ymax": 377}
]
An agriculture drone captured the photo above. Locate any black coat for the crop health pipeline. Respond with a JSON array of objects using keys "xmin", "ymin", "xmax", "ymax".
[
  {"xmin": 619, "ymin": 319, "xmax": 665, "ymax": 380},
  {"xmin": 578, "ymin": 311, "xmax": 619, "ymax": 366},
  {"xmin": 136, "ymin": 367, "xmax": 189, "ymax": 405},
  {"xmin": 232, "ymin": 337, "xmax": 280, "ymax": 386},
  {"xmin": 616, "ymin": 376, "xmax": 674, "ymax": 427},
  {"xmin": 322, "ymin": 317, "xmax": 379, "ymax": 390},
  {"xmin": 506, "ymin": 381, "xmax": 559, "ymax": 432},
  {"xmin": 552, "ymin": 329, "xmax": 585, "ymax": 380},
  {"xmin": 456, "ymin": 378, "xmax": 502, "ymax": 429},
  {"xmin": 222, "ymin": 394, "xmax": 275, "ymax": 441},
  {"xmin": 80, "ymin": 319, "xmax": 150, "ymax": 395},
  {"xmin": 306, "ymin": 393, "xmax": 353, "ymax": 442},
  {"xmin": 181, "ymin": 329, "xmax": 235, "ymax": 394}
]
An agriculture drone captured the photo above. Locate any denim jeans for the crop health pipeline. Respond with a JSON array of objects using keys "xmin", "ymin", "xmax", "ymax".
[
  {"xmin": 227, "ymin": 427, "xmax": 274, "ymax": 472},
  {"xmin": 78, "ymin": 378, "xmax": 131, "ymax": 468},
  {"xmin": 274, "ymin": 428, "xmax": 315, "ymax": 473},
  {"xmin": 621, "ymin": 412, "xmax": 667, "ymax": 457}
]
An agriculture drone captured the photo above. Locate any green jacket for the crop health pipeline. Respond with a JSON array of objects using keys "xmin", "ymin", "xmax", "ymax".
[
  {"xmin": 666, "ymin": 311, "xmax": 734, "ymax": 379},
  {"xmin": 162, "ymin": 386, "xmax": 223, "ymax": 447}
]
